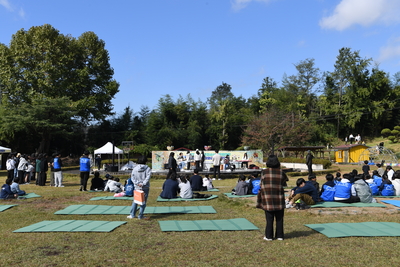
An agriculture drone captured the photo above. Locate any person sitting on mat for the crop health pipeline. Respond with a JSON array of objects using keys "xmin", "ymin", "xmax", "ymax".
[
  {"xmin": 124, "ymin": 177, "xmax": 134, "ymax": 197},
  {"xmin": 104, "ymin": 177, "xmax": 123, "ymax": 193},
  {"xmin": 351, "ymin": 175, "xmax": 376, "ymax": 203},
  {"xmin": 334, "ymin": 172, "xmax": 342, "ymax": 184},
  {"xmin": 178, "ymin": 175, "xmax": 193, "ymax": 199},
  {"xmin": 10, "ymin": 177, "xmax": 26, "ymax": 196},
  {"xmin": 190, "ymin": 169, "xmax": 203, "ymax": 191},
  {"xmin": 319, "ymin": 173, "xmax": 335, "ymax": 202},
  {"xmin": 286, "ymin": 178, "xmax": 318, "ymax": 209},
  {"xmin": 247, "ymin": 172, "xmax": 261, "ymax": 195},
  {"xmin": 379, "ymin": 174, "xmax": 395, "ymax": 196},
  {"xmin": 159, "ymin": 173, "xmax": 179, "ymax": 199},
  {"xmin": 1, "ymin": 178, "xmax": 18, "ymax": 199},
  {"xmin": 90, "ymin": 171, "xmax": 105, "ymax": 191},
  {"xmin": 334, "ymin": 173, "xmax": 359, "ymax": 203},
  {"xmin": 235, "ymin": 174, "xmax": 249, "ymax": 196},
  {"xmin": 391, "ymin": 170, "xmax": 400, "ymax": 196},
  {"xmin": 202, "ymin": 174, "xmax": 214, "ymax": 190}
]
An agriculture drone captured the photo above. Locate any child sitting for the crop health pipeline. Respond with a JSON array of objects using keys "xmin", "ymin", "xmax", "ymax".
[
  {"xmin": 90, "ymin": 171, "xmax": 105, "ymax": 191},
  {"xmin": 234, "ymin": 174, "xmax": 248, "ymax": 196},
  {"xmin": 202, "ymin": 174, "xmax": 214, "ymax": 190},
  {"xmin": 178, "ymin": 175, "xmax": 193, "ymax": 199},
  {"xmin": 379, "ymin": 174, "xmax": 395, "ymax": 196},
  {"xmin": 351, "ymin": 175, "xmax": 376, "ymax": 203},
  {"xmin": 104, "ymin": 177, "xmax": 123, "ymax": 193},
  {"xmin": 286, "ymin": 178, "xmax": 318, "ymax": 209},
  {"xmin": 124, "ymin": 178, "xmax": 134, "ymax": 197},
  {"xmin": 319, "ymin": 173, "xmax": 335, "ymax": 201},
  {"xmin": 1, "ymin": 178, "xmax": 18, "ymax": 199},
  {"xmin": 10, "ymin": 178, "xmax": 26, "ymax": 196}
]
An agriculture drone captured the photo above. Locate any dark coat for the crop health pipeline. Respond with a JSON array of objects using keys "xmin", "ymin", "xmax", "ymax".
[
  {"xmin": 256, "ymin": 168, "xmax": 287, "ymax": 211},
  {"xmin": 160, "ymin": 179, "xmax": 179, "ymax": 199}
]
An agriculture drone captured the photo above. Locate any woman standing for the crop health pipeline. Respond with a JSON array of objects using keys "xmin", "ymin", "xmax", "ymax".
[
  {"xmin": 127, "ymin": 155, "xmax": 151, "ymax": 220},
  {"xmin": 256, "ymin": 155, "xmax": 288, "ymax": 241}
]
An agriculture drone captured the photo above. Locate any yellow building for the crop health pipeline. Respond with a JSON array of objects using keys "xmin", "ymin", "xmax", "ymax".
[{"xmin": 334, "ymin": 144, "xmax": 369, "ymax": 163}]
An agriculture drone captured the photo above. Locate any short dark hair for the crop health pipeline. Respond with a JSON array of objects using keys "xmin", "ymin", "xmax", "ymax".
[
  {"xmin": 266, "ymin": 155, "xmax": 280, "ymax": 168},
  {"xmin": 137, "ymin": 155, "xmax": 147, "ymax": 164},
  {"xmin": 325, "ymin": 174, "xmax": 334, "ymax": 181},
  {"xmin": 296, "ymin": 178, "xmax": 306, "ymax": 187}
]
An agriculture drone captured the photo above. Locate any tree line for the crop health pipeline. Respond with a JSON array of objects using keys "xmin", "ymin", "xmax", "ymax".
[{"xmin": 1, "ymin": 25, "xmax": 400, "ymax": 156}]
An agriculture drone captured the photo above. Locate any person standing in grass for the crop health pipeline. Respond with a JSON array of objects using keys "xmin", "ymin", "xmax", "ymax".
[
  {"xmin": 127, "ymin": 155, "xmax": 151, "ymax": 220},
  {"xmin": 79, "ymin": 151, "xmax": 91, "ymax": 191},
  {"xmin": 256, "ymin": 155, "xmax": 288, "ymax": 241}
]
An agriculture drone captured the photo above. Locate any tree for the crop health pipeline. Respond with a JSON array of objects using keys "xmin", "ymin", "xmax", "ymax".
[
  {"xmin": 241, "ymin": 108, "xmax": 313, "ymax": 154},
  {"xmin": 0, "ymin": 24, "xmax": 119, "ymax": 152}
]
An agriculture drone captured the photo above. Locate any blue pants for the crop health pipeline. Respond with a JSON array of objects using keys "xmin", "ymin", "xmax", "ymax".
[{"xmin": 130, "ymin": 187, "xmax": 150, "ymax": 219}]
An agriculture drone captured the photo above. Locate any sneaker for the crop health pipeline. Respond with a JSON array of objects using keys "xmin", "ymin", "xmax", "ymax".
[
  {"xmin": 218, "ymin": 178, "xmax": 222, "ymax": 180},
  {"xmin": 263, "ymin": 237, "xmax": 273, "ymax": 241},
  {"xmin": 212, "ymin": 178, "xmax": 216, "ymax": 180},
  {"xmin": 59, "ymin": 185, "xmax": 65, "ymax": 187},
  {"xmin": 126, "ymin": 215, "xmax": 135, "ymax": 219},
  {"xmin": 286, "ymin": 203, "xmax": 293, "ymax": 209},
  {"xmin": 277, "ymin": 238, "xmax": 284, "ymax": 241}
]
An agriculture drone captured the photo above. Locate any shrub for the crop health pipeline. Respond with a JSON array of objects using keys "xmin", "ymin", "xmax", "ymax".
[{"xmin": 381, "ymin": 128, "xmax": 391, "ymax": 137}]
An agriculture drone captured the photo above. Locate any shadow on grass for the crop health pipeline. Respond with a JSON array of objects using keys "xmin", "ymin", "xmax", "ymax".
[{"xmin": 285, "ymin": 230, "xmax": 316, "ymax": 239}]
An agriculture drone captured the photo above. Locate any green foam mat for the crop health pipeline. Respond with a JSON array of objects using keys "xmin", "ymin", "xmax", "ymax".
[
  {"xmin": 193, "ymin": 188, "xmax": 220, "ymax": 192},
  {"xmin": 23, "ymin": 193, "xmax": 42, "ymax": 198},
  {"xmin": 55, "ymin": 205, "xmax": 217, "ymax": 215},
  {"xmin": 90, "ymin": 196, "xmax": 133, "ymax": 201},
  {"xmin": 311, "ymin": 202, "xmax": 386, "ymax": 208},
  {"xmin": 157, "ymin": 195, "xmax": 218, "ymax": 202},
  {"xmin": 305, "ymin": 222, "xmax": 400, "ymax": 238},
  {"xmin": 224, "ymin": 193, "xmax": 255, "ymax": 198},
  {"xmin": 13, "ymin": 220, "xmax": 126, "ymax": 233},
  {"xmin": 374, "ymin": 195, "xmax": 400, "ymax": 198},
  {"xmin": 0, "ymin": 204, "xmax": 17, "ymax": 212},
  {"xmin": 159, "ymin": 218, "xmax": 259, "ymax": 232},
  {"xmin": 381, "ymin": 200, "xmax": 400, "ymax": 207}
]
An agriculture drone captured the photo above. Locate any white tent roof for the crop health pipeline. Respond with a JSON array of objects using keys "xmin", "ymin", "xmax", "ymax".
[
  {"xmin": 94, "ymin": 142, "xmax": 123, "ymax": 155},
  {"xmin": 0, "ymin": 146, "xmax": 11, "ymax": 153}
]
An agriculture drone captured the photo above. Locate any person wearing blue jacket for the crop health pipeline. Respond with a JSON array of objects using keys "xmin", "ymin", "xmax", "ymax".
[
  {"xmin": 1, "ymin": 178, "xmax": 17, "ymax": 199},
  {"xmin": 334, "ymin": 173, "xmax": 360, "ymax": 203},
  {"xmin": 286, "ymin": 178, "xmax": 318, "ymax": 209},
  {"xmin": 79, "ymin": 151, "xmax": 91, "ymax": 191},
  {"xmin": 319, "ymin": 174, "xmax": 335, "ymax": 201},
  {"xmin": 124, "ymin": 178, "xmax": 134, "ymax": 197}
]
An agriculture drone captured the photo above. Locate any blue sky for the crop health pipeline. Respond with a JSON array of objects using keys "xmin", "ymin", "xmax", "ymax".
[{"xmin": 2, "ymin": 0, "xmax": 400, "ymax": 117}]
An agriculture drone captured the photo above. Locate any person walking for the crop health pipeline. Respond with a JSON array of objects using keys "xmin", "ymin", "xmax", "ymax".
[
  {"xmin": 256, "ymin": 155, "xmax": 288, "ymax": 241},
  {"xmin": 127, "ymin": 155, "xmax": 151, "ymax": 220}
]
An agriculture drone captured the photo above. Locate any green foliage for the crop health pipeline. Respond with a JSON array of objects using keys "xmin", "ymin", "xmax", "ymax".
[
  {"xmin": 381, "ymin": 128, "xmax": 392, "ymax": 137},
  {"xmin": 132, "ymin": 144, "xmax": 157, "ymax": 157},
  {"xmin": 388, "ymin": 136, "xmax": 397, "ymax": 143}
]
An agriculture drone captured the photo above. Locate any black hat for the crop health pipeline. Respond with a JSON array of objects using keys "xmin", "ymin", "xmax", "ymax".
[{"xmin": 266, "ymin": 155, "xmax": 280, "ymax": 168}]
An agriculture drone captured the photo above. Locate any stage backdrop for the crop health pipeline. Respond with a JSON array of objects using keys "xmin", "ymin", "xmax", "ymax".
[{"xmin": 151, "ymin": 150, "xmax": 264, "ymax": 171}]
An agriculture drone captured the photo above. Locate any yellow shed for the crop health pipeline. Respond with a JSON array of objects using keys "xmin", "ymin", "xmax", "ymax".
[{"xmin": 334, "ymin": 144, "xmax": 370, "ymax": 163}]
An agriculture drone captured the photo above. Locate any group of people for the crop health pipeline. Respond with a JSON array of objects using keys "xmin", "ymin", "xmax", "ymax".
[
  {"xmin": 1, "ymin": 152, "xmax": 65, "ymax": 199},
  {"xmin": 233, "ymin": 172, "xmax": 261, "ymax": 196},
  {"xmin": 159, "ymin": 169, "xmax": 214, "ymax": 199},
  {"xmin": 346, "ymin": 134, "xmax": 362, "ymax": 145}
]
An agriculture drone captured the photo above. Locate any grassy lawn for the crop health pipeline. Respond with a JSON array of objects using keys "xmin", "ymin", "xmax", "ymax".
[{"xmin": 1, "ymin": 163, "xmax": 400, "ymax": 267}]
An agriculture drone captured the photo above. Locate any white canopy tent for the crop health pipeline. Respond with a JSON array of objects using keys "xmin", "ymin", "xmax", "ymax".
[
  {"xmin": 0, "ymin": 146, "xmax": 11, "ymax": 170},
  {"xmin": 94, "ymin": 142, "xmax": 124, "ymax": 170},
  {"xmin": 0, "ymin": 146, "xmax": 11, "ymax": 153}
]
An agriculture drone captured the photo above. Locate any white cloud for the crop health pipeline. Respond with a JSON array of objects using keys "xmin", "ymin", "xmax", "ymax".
[
  {"xmin": 320, "ymin": 0, "xmax": 400, "ymax": 31},
  {"xmin": 378, "ymin": 37, "xmax": 400, "ymax": 63},
  {"xmin": 231, "ymin": 0, "xmax": 272, "ymax": 12},
  {"xmin": 0, "ymin": 0, "xmax": 13, "ymax": 11},
  {"xmin": 19, "ymin": 7, "xmax": 25, "ymax": 18}
]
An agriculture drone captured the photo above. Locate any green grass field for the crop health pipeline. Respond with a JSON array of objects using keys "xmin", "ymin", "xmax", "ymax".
[{"xmin": 1, "ymin": 165, "xmax": 400, "ymax": 267}]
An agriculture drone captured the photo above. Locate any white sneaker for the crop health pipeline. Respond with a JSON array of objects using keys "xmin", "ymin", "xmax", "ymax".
[
  {"xmin": 277, "ymin": 238, "xmax": 284, "ymax": 241},
  {"xmin": 218, "ymin": 178, "xmax": 222, "ymax": 180},
  {"xmin": 59, "ymin": 185, "xmax": 65, "ymax": 187},
  {"xmin": 286, "ymin": 203, "xmax": 293, "ymax": 209},
  {"xmin": 126, "ymin": 215, "xmax": 134, "ymax": 219},
  {"xmin": 263, "ymin": 237, "xmax": 273, "ymax": 241},
  {"xmin": 212, "ymin": 178, "xmax": 216, "ymax": 180}
]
